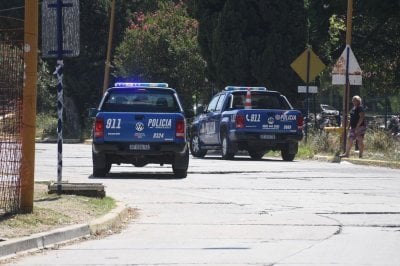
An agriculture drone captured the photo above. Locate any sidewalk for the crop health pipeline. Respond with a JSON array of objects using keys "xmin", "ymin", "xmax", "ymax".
[
  {"xmin": 313, "ymin": 153, "xmax": 400, "ymax": 169},
  {"xmin": 0, "ymin": 201, "xmax": 131, "ymax": 261}
]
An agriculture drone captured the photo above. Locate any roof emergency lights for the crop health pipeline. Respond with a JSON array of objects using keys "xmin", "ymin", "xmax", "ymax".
[
  {"xmin": 225, "ymin": 86, "xmax": 267, "ymax": 91},
  {"xmin": 114, "ymin": 82, "xmax": 169, "ymax": 88}
]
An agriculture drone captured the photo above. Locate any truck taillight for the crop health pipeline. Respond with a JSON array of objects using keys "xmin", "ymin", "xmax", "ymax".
[
  {"xmin": 297, "ymin": 115, "xmax": 304, "ymax": 130},
  {"xmin": 94, "ymin": 118, "xmax": 104, "ymax": 138},
  {"xmin": 176, "ymin": 119, "xmax": 185, "ymax": 138},
  {"xmin": 235, "ymin": 114, "xmax": 245, "ymax": 128}
]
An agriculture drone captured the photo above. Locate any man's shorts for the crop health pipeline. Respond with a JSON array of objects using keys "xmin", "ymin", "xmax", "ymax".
[{"xmin": 349, "ymin": 126, "xmax": 367, "ymax": 139}]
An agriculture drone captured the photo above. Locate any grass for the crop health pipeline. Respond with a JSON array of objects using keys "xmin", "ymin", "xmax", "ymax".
[
  {"xmin": 0, "ymin": 183, "xmax": 117, "ymax": 239},
  {"xmin": 297, "ymin": 128, "xmax": 400, "ymax": 165},
  {"xmin": 36, "ymin": 113, "xmax": 57, "ymax": 139}
]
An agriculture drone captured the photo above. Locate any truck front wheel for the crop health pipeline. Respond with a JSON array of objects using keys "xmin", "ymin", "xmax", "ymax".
[
  {"xmin": 190, "ymin": 133, "xmax": 207, "ymax": 157},
  {"xmin": 221, "ymin": 133, "xmax": 235, "ymax": 160}
]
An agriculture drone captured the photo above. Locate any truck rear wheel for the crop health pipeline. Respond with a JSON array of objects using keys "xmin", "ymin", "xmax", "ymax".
[
  {"xmin": 221, "ymin": 133, "xmax": 235, "ymax": 160},
  {"xmin": 92, "ymin": 153, "xmax": 111, "ymax": 177},
  {"xmin": 172, "ymin": 148, "xmax": 189, "ymax": 178},
  {"xmin": 281, "ymin": 142, "xmax": 297, "ymax": 161},
  {"xmin": 190, "ymin": 133, "xmax": 207, "ymax": 157}
]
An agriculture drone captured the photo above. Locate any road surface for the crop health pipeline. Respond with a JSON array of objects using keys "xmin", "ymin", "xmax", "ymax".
[{"xmin": 13, "ymin": 143, "xmax": 400, "ymax": 265}]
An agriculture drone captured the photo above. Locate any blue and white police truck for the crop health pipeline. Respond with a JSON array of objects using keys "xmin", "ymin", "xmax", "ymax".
[
  {"xmin": 90, "ymin": 82, "xmax": 189, "ymax": 178},
  {"xmin": 190, "ymin": 86, "xmax": 304, "ymax": 161}
]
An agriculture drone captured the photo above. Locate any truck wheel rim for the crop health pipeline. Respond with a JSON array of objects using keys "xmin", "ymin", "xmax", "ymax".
[
  {"xmin": 222, "ymin": 137, "xmax": 227, "ymax": 155},
  {"xmin": 192, "ymin": 136, "xmax": 200, "ymax": 153}
]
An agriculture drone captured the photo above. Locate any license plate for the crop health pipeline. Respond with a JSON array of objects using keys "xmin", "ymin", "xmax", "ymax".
[
  {"xmin": 129, "ymin": 144, "xmax": 150, "ymax": 150},
  {"xmin": 260, "ymin": 134, "xmax": 275, "ymax": 140}
]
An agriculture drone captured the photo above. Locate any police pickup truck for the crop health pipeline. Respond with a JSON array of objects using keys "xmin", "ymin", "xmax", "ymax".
[
  {"xmin": 90, "ymin": 82, "xmax": 189, "ymax": 177},
  {"xmin": 189, "ymin": 86, "xmax": 303, "ymax": 161}
]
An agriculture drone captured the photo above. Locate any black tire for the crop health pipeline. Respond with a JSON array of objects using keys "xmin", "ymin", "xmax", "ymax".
[
  {"xmin": 173, "ymin": 167, "xmax": 187, "ymax": 178},
  {"xmin": 190, "ymin": 133, "xmax": 207, "ymax": 157},
  {"xmin": 92, "ymin": 152, "xmax": 111, "ymax": 177},
  {"xmin": 93, "ymin": 162, "xmax": 111, "ymax": 177},
  {"xmin": 249, "ymin": 151, "xmax": 264, "ymax": 160},
  {"xmin": 281, "ymin": 143, "xmax": 297, "ymax": 161},
  {"xmin": 172, "ymin": 148, "xmax": 189, "ymax": 178},
  {"xmin": 221, "ymin": 132, "xmax": 234, "ymax": 160}
]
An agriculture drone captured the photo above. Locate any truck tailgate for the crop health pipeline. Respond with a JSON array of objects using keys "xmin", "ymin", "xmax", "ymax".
[
  {"xmin": 98, "ymin": 112, "xmax": 184, "ymax": 142},
  {"xmin": 237, "ymin": 109, "xmax": 301, "ymax": 133}
]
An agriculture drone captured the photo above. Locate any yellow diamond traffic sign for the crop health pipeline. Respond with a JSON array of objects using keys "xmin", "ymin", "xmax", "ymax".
[{"xmin": 291, "ymin": 48, "xmax": 326, "ymax": 83}]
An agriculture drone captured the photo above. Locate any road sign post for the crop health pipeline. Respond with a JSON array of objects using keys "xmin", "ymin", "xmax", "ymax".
[
  {"xmin": 291, "ymin": 47, "xmax": 325, "ymax": 142},
  {"xmin": 42, "ymin": 0, "xmax": 79, "ymax": 194},
  {"xmin": 332, "ymin": 45, "xmax": 362, "ymax": 153}
]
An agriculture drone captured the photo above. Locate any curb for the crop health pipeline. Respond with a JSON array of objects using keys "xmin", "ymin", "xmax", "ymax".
[
  {"xmin": 313, "ymin": 154, "xmax": 400, "ymax": 169},
  {"xmin": 0, "ymin": 201, "xmax": 130, "ymax": 261},
  {"xmin": 88, "ymin": 201, "xmax": 131, "ymax": 235}
]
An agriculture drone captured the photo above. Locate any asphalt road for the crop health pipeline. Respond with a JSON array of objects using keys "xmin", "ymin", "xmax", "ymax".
[{"xmin": 14, "ymin": 143, "xmax": 400, "ymax": 265}]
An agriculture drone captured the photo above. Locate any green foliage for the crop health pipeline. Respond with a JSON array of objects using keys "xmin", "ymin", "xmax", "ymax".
[
  {"xmin": 298, "ymin": 129, "xmax": 400, "ymax": 162},
  {"xmin": 191, "ymin": 0, "xmax": 308, "ymax": 102},
  {"xmin": 297, "ymin": 142, "xmax": 315, "ymax": 159},
  {"xmin": 308, "ymin": 0, "xmax": 400, "ymax": 97},
  {"xmin": 40, "ymin": 0, "xmax": 159, "ymax": 136},
  {"xmin": 37, "ymin": 60, "xmax": 57, "ymax": 114},
  {"xmin": 365, "ymin": 129, "xmax": 395, "ymax": 152},
  {"xmin": 36, "ymin": 113, "xmax": 57, "ymax": 140},
  {"xmin": 304, "ymin": 130, "xmax": 342, "ymax": 155},
  {"xmin": 114, "ymin": 1, "xmax": 207, "ymax": 110}
]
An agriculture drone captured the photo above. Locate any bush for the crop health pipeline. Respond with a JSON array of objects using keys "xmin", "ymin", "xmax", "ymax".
[
  {"xmin": 305, "ymin": 129, "xmax": 342, "ymax": 154},
  {"xmin": 36, "ymin": 113, "xmax": 57, "ymax": 140},
  {"xmin": 365, "ymin": 129, "xmax": 394, "ymax": 151},
  {"xmin": 298, "ymin": 128, "xmax": 400, "ymax": 161}
]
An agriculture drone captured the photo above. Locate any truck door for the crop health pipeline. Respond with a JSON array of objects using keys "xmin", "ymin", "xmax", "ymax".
[{"xmin": 200, "ymin": 94, "xmax": 225, "ymax": 145}]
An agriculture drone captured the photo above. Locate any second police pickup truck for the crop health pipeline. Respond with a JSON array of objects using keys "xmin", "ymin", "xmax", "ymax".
[
  {"xmin": 90, "ymin": 82, "xmax": 189, "ymax": 178},
  {"xmin": 190, "ymin": 86, "xmax": 304, "ymax": 161}
]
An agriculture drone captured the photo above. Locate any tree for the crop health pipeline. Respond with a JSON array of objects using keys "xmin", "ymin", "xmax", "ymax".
[
  {"xmin": 43, "ymin": 0, "xmax": 156, "ymax": 137},
  {"xmin": 113, "ymin": 1, "xmax": 207, "ymax": 110},
  {"xmin": 308, "ymin": 0, "xmax": 400, "ymax": 98},
  {"xmin": 191, "ymin": 0, "xmax": 308, "ymax": 103}
]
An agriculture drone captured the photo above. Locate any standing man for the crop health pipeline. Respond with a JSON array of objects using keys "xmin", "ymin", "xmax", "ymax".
[{"xmin": 341, "ymin": 95, "xmax": 366, "ymax": 158}]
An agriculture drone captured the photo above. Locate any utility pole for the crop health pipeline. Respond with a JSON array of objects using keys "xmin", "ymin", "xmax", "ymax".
[
  {"xmin": 342, "ymin": 0, "xmax": 353, "ymax": 152},
  {"xmin": 21, "ymin": 0, "xmax": 39, "ymax": 213},
  {"xmin": 102, "ymin": 0, "xmax": 116, "ymax": 93}
]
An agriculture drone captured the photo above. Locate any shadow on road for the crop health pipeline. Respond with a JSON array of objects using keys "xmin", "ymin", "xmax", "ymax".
[
  {"xmin": 193, "ymin": 155, "xmax": 297, "ymax": 162},
  {"xmin": 89, "ymin": 171, "xmax": 184, "ymax": 180}
]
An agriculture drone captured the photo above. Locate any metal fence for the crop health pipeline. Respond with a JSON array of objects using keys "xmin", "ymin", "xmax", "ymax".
[{"xmin": 0, "ymin": 22, "xmax": 24, "ymax": 214}]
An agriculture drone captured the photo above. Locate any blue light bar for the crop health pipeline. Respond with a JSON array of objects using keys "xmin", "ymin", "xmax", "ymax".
[
  {"xmin": 114, "ymin": 82, "xmax": 169, "ymax": 88},
  {"xmin": 225, "ymin": 86, "xmax": 267, "ymax": 91}
]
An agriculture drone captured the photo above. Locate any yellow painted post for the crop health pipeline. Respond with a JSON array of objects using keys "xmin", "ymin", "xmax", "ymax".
[
  {"xmin": 342, "ymin": 0, "xmax": 353, "ymax": 152},
  {"xmin": 20, "ymin": 0, "xmax": 39, "ymax": 213},
  {"xmin": 102, "ymin": 0, "xmax": 116, "ymax": 93}
]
